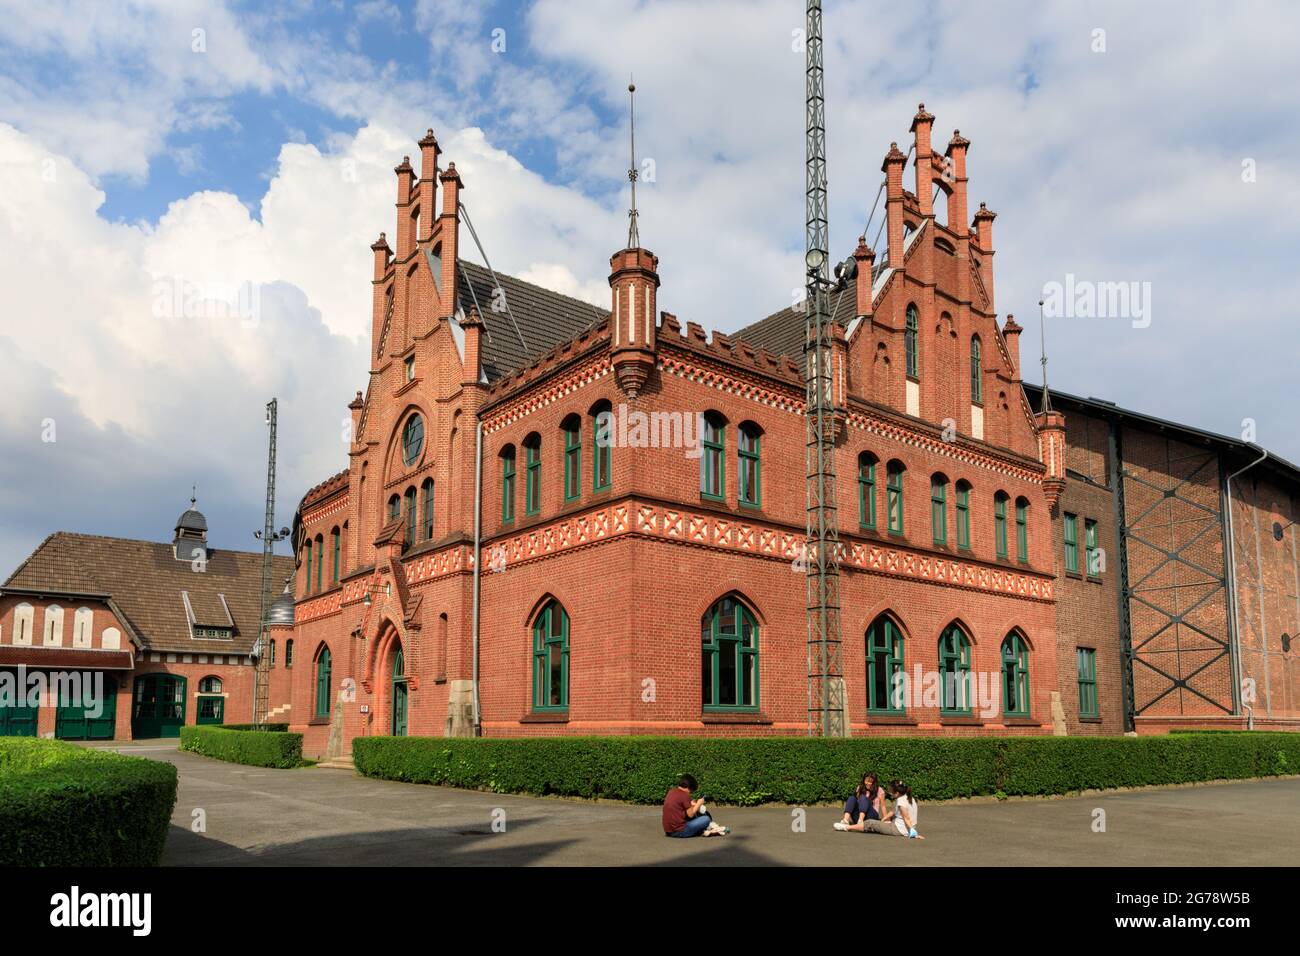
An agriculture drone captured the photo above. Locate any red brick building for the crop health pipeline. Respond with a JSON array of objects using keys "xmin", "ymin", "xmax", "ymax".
[
  {"xmin": 283, "ymin": 106, "xmax": 1296, "ymax": 763},
  {"xmin": 0, "ymin": 502, "xmax": 295, "ymax": 740}
]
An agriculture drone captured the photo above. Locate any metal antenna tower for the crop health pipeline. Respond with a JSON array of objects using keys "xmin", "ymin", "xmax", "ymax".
[
  {"xmin": 253, "ymin": 398, "xmax": 289, "ymax": 727},
  {"xmin": 804, "ymin": 0, "xmax": 846, "ymax": 737},
  {"xmin": 627, "ymin": 78, "xmax": 641, "ymax": 249}
]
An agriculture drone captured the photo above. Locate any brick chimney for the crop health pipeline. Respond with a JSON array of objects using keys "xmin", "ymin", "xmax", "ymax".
[
  {"xmin": 852, "ymin": 236, "xmax": 875, "ymax": 319},
  {"xmin": 973, "ymin": 202, "xmax": 997, "ymax": 310},
  {"xmin": 911, "ymin": 103, "xmax": 935, "ymax": 218},
  {"xmin": 609, "ymin": 247, "xmax": 660, "ymax": 398},
  {"xmin": 418, "ymin": 129, "xmax": 439, "ymax": 243},
  {"xmin": 1002, "ymin": 314, "xmax": 1022, "ymax": 380},
  {"xmin": 882, "ymin": 142, "xmax": 907, "ymax": 269}
]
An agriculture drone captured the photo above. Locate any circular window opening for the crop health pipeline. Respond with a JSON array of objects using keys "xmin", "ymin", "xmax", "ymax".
[{"xmin": 402, "ymin": 415, "xmax": 424, "ymax": 467}]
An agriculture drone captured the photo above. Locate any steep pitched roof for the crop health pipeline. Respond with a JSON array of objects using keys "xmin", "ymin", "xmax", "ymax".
[
  {"xmin": 732, "ymin": 284, "xmax": 859, "ymax": 364},
  {"xmin": 3, "ymin": 532, "xmax": 295, "ymax": 655},
  {"xmin": 456, "ymin": 261, "xmax": 609, "ymax": 381}
]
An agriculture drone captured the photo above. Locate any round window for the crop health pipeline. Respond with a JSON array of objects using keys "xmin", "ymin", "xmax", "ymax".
[{"xmin": 401, "ymin": 415, "xmax": 424, "ymax": 467}]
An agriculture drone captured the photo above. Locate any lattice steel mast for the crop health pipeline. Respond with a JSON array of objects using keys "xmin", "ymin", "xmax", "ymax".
[
  {"xmin": 253, "ymin": 398, "xmax": 289, "ymax": 728},
  {"xmin": 804, "ymin": 0, "xmax": 846, "ymax": 737}
]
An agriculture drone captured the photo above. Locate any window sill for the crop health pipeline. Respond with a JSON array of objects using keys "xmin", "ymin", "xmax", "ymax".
[
  {"xmin": 1079, "ymin": 716, "xmax": 1103, "ymax": 724},
  {"xmin": 702, "ymin": 711, "xmax": 771, "ymax": 725},
  {"xmin": 1086, "ymin": 575, "xmax": 1105, "ymax": 585},
  {"xmin": 864, "ymin": 713, "xmax": 915, "ymax": 726},
  {"xmin": 1000, "ymin": 716, "xmax": 1037, "ymax": 725},
  {"xmin": 521, "ymin": 712, "xmax": 568, "ymax": 724},
  {"xmin": 738, "ymin": 501, "xmax": 762, "ymax": 512},
  {"xmin": 939, "ymin": 714, "xmax": 983, "ymax": 725},
  {"xmin": 699, "ymin": 494, "xmax": 727, "ymax": 506},
  {"xmin": 1065, "ymin": 569, "xmax": 1083, "ymax": 580},
  {"xmin": 308, "ymin": 717, "xmax": 330, "ymax": 726}
]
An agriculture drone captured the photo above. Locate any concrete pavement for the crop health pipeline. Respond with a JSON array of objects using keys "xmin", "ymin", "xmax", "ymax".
[{"xmin": 99, "ymin": 742, "xmax": 1300, "ymax": 866}]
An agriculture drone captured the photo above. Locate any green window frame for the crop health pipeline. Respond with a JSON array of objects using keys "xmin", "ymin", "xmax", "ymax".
[
  {"xmin": 931, "ymin": 476, "xmax": 947, "ymax": 546},
  {"xmin": 886, "ymin": 461, "xmax": 904, "ymax": 535},
  {"xmin": 956, "ymin": 482, "xmax": 971, "ymax": 549},
  {"xmin": 701, "ymin": 597, "xmax": 758, "ymax": 711},
  {"xmin": 524, "ymin": 435, "xmax": 541, "ymax": 516},
  {"xmin": 403, "ymin": 487, "xmax": 416, "ymax": 551},
  {"xmin": 1001, "ymin": 632, "xmax": 1030, "ymax": 717},
  {"xmin": 1016, "ymin": 498, "xmax": 1028, "ymax": 562},
  {"xmin": 1085, "ymin": 519, "xmax": 1101, "ymax": 577},
  {"xmin": 563, "ymin": 417, "xmax": 581, "ymax": 502},
  {"xmin": 532, "ymin": 601, "xmax": 569, "ymax": 711},
  {"xmin": 1064, "ymin": 512, "xmax": 1079, "ymax": 572},
  {"xmin": 905, "ymin": 304, "xmax": 919, "ymax": 379},
  {"xmin": 866, "ymin": 617, "xmax": 905, "ymax": 714},
  {"xmin": 858, "ymin": 454, "xmax": 877, "ymax": 529},
  {"xmin": 285, "ymin": 639, "xmax": 294, "ymax": 668},
  {"xmin": 501, "ymin": 447, "xmax": 516, "ymax": 523},
  {"xmin": 331, "ymin": 528, "xmax": 340, "ymax": 584},
  {"xmin": 701, "ymin": 414, "xmax": 725, "ymax": 501},
  {"xmin": 738, "ymin": 424, "xmax": 761, "ymax": 507},
  {"xmin": 970, "ymin": 335, "xmax": 983, "ymax": 404},
  {"xmin": 939, "ymin": 625, "xmax": 973, "ymax": 714},
  {"xmin": 304, "ymin": 540, "xmax": 313, "ymax": 596},
  {"xmin": 314, "ymin": 646, "xmax": 332, "ymax": 718},
  {"xmin": 592, "ymin": 406, "xmax": 612, "ymax": 491},
  {"xmin": 421, "ymin": 479, "xmax": 435, "ymax": 541},
  {"xmin": 1077, "ymin": 647, "xmax": 1099, "ymax": 718},
  {"xmin": 314, "ymin": 535, "xmax": 323, "ymax": 591},
  {"xmin": 994, "ymin": 493, "xmax": 1008, "ymax": 558}
]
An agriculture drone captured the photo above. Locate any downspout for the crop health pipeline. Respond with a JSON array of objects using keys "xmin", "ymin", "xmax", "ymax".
[
  {"xmin": 1224, "ymin": 444, "xmax": 1268, "ymax": 719},
  {"xmin": 471, "ymin": 418, "xmax": 484, "ymax": 736}
]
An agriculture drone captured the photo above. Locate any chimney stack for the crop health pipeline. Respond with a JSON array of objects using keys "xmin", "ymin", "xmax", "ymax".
[
  {"xmin": 911, "ymin": 103, "xmax": 936, "ymax": 218},
  {"xmin": 394, "ymin": 156, "xmax": 416, "ymax": 258},
  {"xmin": 852, "ymin": 236, "xmax": 875, "ymax": 319},
  {"xmin": 973, "ymin": 202, "xmax": 997, "ymax": 309},
  {"xmin": 944, "ymin": 131, "xmax": 970, "ymax": 237},
  {"xmin": 418, "ymin": 129, "xmax": 439, "ymax": 243},
  {"xmin": 882, "ymin": 142, "xmax": 907, "ymax": 269},
  {"xmin": 1002, "ymin": 314, "xmax": 1022, "ymax": 380}
]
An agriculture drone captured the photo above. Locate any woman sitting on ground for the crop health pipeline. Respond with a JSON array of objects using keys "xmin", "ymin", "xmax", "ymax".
[
  {"xmin": 838, "ymin": 779, "xmax": 925, "ymax": 839},
  {"xmin": 834, "ymin": 771, "xmax": 884, "ymax": 830}
]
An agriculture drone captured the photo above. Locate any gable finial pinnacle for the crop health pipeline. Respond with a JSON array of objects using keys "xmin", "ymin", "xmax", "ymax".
[{"xmin": 627, "ymin": 77, "xmax": 641, "ymax": 249}]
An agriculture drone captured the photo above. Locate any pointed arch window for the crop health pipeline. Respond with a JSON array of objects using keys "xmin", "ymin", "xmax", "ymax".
[
  {"xmin": 931, "ymin": 475, "xmax": 948, "ymax": 546},
  {"xmin": 701, "ymin": 413, "xmax": 726, "ymax": 501},
  {"xmin": 1015, "ymin": 497, "xmax": 1029, "ymax": 563},
  {"xmin": 970, "ymin": 335, "xmax": 983, "ymax": 404},
  {"xmin": 738, "ymin": 423, "xmax": 761, "ymax": 507},
  {"xmin": 403, "ymin": 487, "xmax": 417, "ymax": 551},
  {"xmin": 955, "ymin": 481, "xmax": 971, "ymax": 550},
  {"xmin": 701, "ymin": 597, "xmax": 758, "ymax": 711},
  {"xmin": 905, "ymin": 304, "xmax": 919, "ymax": 379},
  {"xmin": 421, "ymin": 478, "xmax": 435, "ymax": 541},
  {"xmin": 563, "ymin": 415, "xmax": 582, "ymax": 502},
  {"xmin": 994, "ymin": 492, "xmax": 1009, "ymax": 558},
  {"xmin": 592, "ymin": 402, "xmax": 612, "ymax": 491},
  {"xmin": 501, "ymin": 445, "xmax": 517, "ymax": 523},
  {"xmin": 858, "ymin": 453, "xmax": 877, "ymax": 529},
  {"xmin": 886, "ymin": 460, "xmax": 905, "ymax": 535},
  {"xmin": 1001, "ymin": 632, "xmax": 1030, "ymax": 717},
  {"xmin": 524, "ymin": 433, "xmax": 541, "ymax": 516},
  {"xmin": 939, "ymin": 625, "xmax": 973, "ymax": 714},
  {"xmin": 866, "ymin": 616, "xmax": 905, "ymax": 714},
  {"xmin": 532, "ymin": 601, "xmax": 569, "ymax": 711}
]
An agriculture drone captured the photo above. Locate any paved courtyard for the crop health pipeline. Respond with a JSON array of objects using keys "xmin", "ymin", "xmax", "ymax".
[{"xmin": 99, "ymin": 742, "xmax": 1300, "ymax": 866}]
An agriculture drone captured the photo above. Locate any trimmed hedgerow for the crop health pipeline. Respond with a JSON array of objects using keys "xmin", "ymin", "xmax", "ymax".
[
  {"xmin": 351, "ymin": 733, "xmax": 1300, "ymax": 806},
  {"xmin": 0, "ymin": 738, "xmax": 178, "ymax": 866},
  {"xmin": 220, "ymin": 723, "xmax": 290, "ymax": 733},
  {"xmin": 179, "ymin": 725, "xmax": 303, "ymax": 768}
]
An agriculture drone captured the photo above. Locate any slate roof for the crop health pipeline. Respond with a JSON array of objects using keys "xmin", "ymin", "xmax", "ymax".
[
  {"xmin": 456, "ymin": 261, "xmax": 609, "ymax": 382},
  {"xmin": 732, "ymin": 283, "xmax": 859, "ymax": 364},
  {"xmin": 3, "ymin": 532, "xmax": 295, "ymax": 656}
]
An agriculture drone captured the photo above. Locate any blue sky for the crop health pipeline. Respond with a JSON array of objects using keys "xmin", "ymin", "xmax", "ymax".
[{"xmin": 1, "ymin": 0, "xmax": 1298, "ymax": 573}]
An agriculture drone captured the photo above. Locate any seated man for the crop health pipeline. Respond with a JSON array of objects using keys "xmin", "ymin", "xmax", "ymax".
[{"xmin": 662, "ymin": 774, "xmax": 729, "ymax": 837}]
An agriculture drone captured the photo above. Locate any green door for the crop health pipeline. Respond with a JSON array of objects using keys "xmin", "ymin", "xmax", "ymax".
[
  {"xmin": 0, "ymin": 669, "xmax": 38, "ymax": 737},
  {"xmin": 56, "ymin": 673, "xmax": 117, "ymax": 740},
  {"xmin": 196, "ymin": 695, "xmax": 225, "ymax": 725},
  {"xmin": 391, "ymin": 645, "xmax": 408, "ymax": 736},
  {"xmin": 131, "ymin": 674, "xmax": 187, "ymax": 738}
]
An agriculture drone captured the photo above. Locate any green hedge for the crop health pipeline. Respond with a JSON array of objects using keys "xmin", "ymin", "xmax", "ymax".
[
  {"xmin": 0, "ymin": 738, "xmax": 178, "ymax": 866},
  {"xmin": 179, "ymin": 725, "xmax": 303, "ymax": 768},
  {"xmin": 220, "ymin": 723, "xmax": 290, "ymax": 733},
  {"xmin": 352, "ymin": 733, "xmax": 1300, "ymax": 806}
]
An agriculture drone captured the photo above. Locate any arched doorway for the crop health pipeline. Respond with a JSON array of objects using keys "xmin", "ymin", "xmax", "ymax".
[
  {"xmin": 391, "ymin": 642, "xmax": 408, "ymax": 736},
  {"xmin": 56, "ymin": 672, "xmax": 118, "ymax": 740}
]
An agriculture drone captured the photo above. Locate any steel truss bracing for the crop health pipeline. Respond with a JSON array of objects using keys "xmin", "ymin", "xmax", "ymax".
[
  {"xmin": 253, "ymin": 398, "xmax": 279, "ymax": 728},
  {"xmin": 1119, "ymin": 443, "xmax": 1234, "ymax": 716},
  {"xmin": 804, "ymin": 0, "xmax": 845, "ymax": 737}
]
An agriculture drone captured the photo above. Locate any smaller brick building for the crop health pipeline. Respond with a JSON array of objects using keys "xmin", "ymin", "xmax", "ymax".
[{"xmin": 0, "ymin": 500, "xmax": 294, "ymax": 740}]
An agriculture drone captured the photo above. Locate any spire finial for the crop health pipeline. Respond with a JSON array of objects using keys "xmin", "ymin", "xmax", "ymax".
[
  {"xmin": 190, "ymin": 484, "xmax": 197, "ymax": 509},
  {"xmin": 1037, "ymin": 298, "xmax": 1053, "ymax": 413},
  {"xmin": 626, "ymin": 77, "xmax": 640, "ymax": 249}
]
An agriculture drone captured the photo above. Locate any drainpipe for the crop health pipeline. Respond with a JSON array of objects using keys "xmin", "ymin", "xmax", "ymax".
[
  {"xmin": 1224, "ymin": 444, "xmax": 1268, "ymax": 717},
  {"xmin": 471, "ymin": 418, "xmax": 484, "ymax": 736}
]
